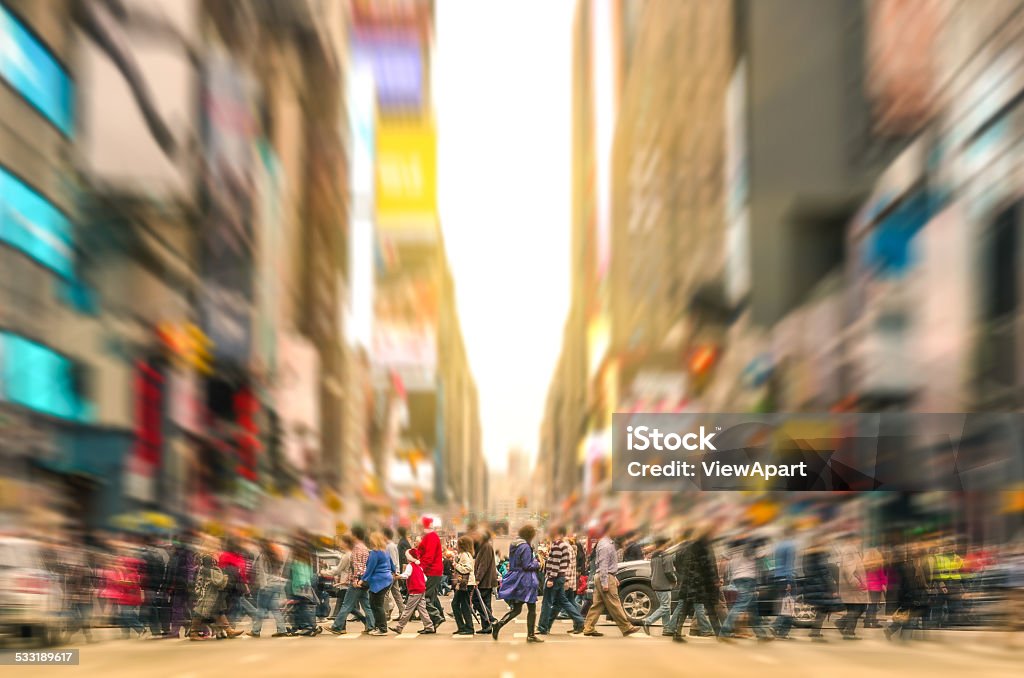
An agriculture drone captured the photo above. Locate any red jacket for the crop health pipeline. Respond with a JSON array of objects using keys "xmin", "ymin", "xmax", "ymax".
[
  {"xmin": 218, "ymin": 551, "xmax": 248, "ymax": 585},
  {"xmin": 406, "ymin": 562, "xmax": 426, "ymax": 594},
  {"xmin": 418, "ymin": 531, "xmax": 443, "ymax": 577}
]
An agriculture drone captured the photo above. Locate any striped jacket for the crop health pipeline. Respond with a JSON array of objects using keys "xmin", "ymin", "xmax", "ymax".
[{"xmin": 544, "ymin": 539, "xmax": 573, "ymax": 580}]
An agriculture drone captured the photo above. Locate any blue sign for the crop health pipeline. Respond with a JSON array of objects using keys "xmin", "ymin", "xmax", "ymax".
[
  {"xmin": 355, "ymin": 37, "xmax": 423, "ymax": 110},
  {"xmin": 0, "ymin": 166, "xmax": 74, "ymax": 278},
  {"xmin": 0, "ymin": 331, "xmax": 92, "ymax": 421},
  {"xmin": 0, "ymin": 4, "xmax": 74, "ymax": 135}
]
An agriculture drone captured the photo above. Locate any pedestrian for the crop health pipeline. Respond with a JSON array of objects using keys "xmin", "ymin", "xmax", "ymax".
[
  {"xmin": 719, "ymin": 537, "xmax": 771, "ymax": 641},
  {"xmin": 283, "ymin": 538, "xmax": 321, "ymax": 636},
  {"xmin": 248, "ymin": 539, "xmax": 288, "ymax": 637},
  {"xmin": 884, "ymin": 542, "xmax": 929, "ymax": 642},
  {"xmin": 451, "ymin": 535, "xmax": 477, "ymax": 635},
  {"xmin": 166, "ymin": 535, "xmax": 197, "ymax": 639},
  {"xmin": 328, "ymin": 527, "xmax": 375, "ymax": 635},
  {"xmin": 417, "ymin": 516, "xmax": 446, "ymax": 628},
  {"xmin": 218, "ymin": 537, "xmax": 259, "ymax": 629},
  {"xmin": 397, "ymin": 527, "xmax": 412, "ymax": 597},
  {"xmin": 803, "ymin": 536, "xmax": 840, "ymax": 642},
  {"xmin": 113, "ymin": 545, "xmax": 147, "ymax": 639},
  {"xmin": 141, "ymin": 536, "xmax": 171, "ymax": 637},
  {"xmin": 472, "ymin": 529, "xmax": 499, "ymax": 633},
  {"xmin": 836, "ymin": 533, "xmax": 869, "ymax": 639},
  {"xmin": 640, "ymin": 536, "xmax": 676, "ymax": 636},
  {"xmin": 581, "ymin": 523, "xmax": 641, "ymax": 638},
  {"xmin": 364, "ymin": 531, "xmax": 396, "ymax": 636},
  {"xmin": 864, "ymin": 543, "xmax": 888, "ymax": 629},
  {"xmin": 188, "ymin": 552, "xmax": 234, "ymax": 640},
  {"xmin": 390, "ymin": 548, "xmax": 436, "ymax": 635},
  {"xmin": 492, "ymin": 524, "xmax": 544, "ymax": 643},
  {"xmin": 383, "ymin": 527, "xmax": 405, "ymax": 621},
  {"xmin": 669, "ymin": 525, "xmax": 722, "ymax": 642},
  {"xmin": 62, "ymin": 549, "xmax": 97, "ymax": 644},
  {"xmin": 623, "ymin": 534, "xmax": 644, "ymax": 562},
  {"xmin": 537, "ymin": 525, "xmax": 585, "ymax": 635},
  {"xmin": 328, "ymin": 535, "xmax": 355, "ymax": 621}
]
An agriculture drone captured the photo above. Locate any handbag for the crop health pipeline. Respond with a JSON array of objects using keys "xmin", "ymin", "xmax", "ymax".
[
  {"xmin": 452, "ymin": 569, "xmax": 469, "ymax": 592},
  {"xmin": 892, "ymin": 608, "xmax": 911, "ymax": 624}
]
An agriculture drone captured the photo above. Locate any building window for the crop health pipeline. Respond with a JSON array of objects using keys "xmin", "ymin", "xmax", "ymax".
[
  {"xmin": 0, "ymin": 4, "xmax": 74, "ymax": 136},
  {"xmin": 0, "ymin": 166, "xmax": 74, "ymax": 279},
  {"xmin": 0, "ymin": 331, "xmax": 92, "ymax": 421}
]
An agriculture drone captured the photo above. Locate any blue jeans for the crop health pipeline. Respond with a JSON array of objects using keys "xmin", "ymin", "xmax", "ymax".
[
  {"xmin": 330, "ymin": 586, "xmax": 375, "ymax": 632},
  {"xmin": 252, "ymin": 584, "xmax": 286, "ymax": 634},
  {"xmin": 644, "ymin": 591, "xmax": 672, "ymax": 628},
  {"xmin": 667, "ymin": 599, "xmax": 714, "ymax": 635},
  {"xmin": 291, "ymin": 599, "xmax": 315, "ymax": 632},
  {"xmin": 722, "ymin": 579, "xmax": 767, "ymax": 638},
  {"xmin": 538, "ymin": 577, "xmax": 585, "ymax": 632},
  {"xmin": 772, "ymin": 614, "xmax": 794, "ymax": 637},
  {"xmin": 118, "ymin": 605, "xmax": 145, "ymax": 636}
]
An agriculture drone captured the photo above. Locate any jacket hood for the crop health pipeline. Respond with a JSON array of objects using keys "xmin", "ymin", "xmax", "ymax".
[{"xmin": 510, "ymin": 538, "xmax": 526, "ymax": 549}]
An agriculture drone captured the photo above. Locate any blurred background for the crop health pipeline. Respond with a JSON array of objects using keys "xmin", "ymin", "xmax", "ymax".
[{"xmin": 1, "ymin": 0, "xmax": 1024, "ymax": 670}]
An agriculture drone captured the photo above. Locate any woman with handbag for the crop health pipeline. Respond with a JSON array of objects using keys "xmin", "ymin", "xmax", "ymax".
[
  {"xmin": 492, "ymin": 524, "xmax": 543, "ymax": 643},
  {"xmin": 364, "ymin": 532, "xmax": 396, "ymax": 636},
  {"xmin": 451, "ymin": 536, "xmax": 477, "ymax": 635},
  {"xmin": 284, "ymin": 538, "xmax": 322, "ymax": 636}
]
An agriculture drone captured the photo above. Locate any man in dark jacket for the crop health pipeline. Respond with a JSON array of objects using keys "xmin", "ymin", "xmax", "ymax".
[
  {"xmin": 671, "ymin": 526, "xmax": 723, "ymax": 642},
  {"xmin": 641, "ymin": 536, "xmax": 676, "ymax": 636},
  {"xmin": 472, "ymin": 529, "xmax": 499, "ymax": 632}
]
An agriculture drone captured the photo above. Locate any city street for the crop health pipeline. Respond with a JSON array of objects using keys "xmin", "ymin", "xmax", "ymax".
[{"xmin": 10, "ymin": 615, "xmax": 1022, "ymax": 678}]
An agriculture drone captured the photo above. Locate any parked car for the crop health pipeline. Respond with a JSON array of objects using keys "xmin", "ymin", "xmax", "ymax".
[{"xmin": 0, "ymin": 537, "xmax": 62, "ymax": 646}]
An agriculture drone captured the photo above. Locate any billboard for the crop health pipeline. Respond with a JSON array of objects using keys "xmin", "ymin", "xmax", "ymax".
[
  {"xmin": 353, "ymin": 35, "xmax": 425, "ymax": 112},
  {"xmin": 376, "ymin": 122, "xmax": 437, "ymax": 235},
  {"xmin": 346, "ymin": 62, "xmax": 376, "ymax": 349},
  {"xmin": 0, "ymin": 4, "xmax": 74, "ymax": 135},
  {"xmin": 199, "ymin": 47, "xmax": 257, "ymax": 365}
]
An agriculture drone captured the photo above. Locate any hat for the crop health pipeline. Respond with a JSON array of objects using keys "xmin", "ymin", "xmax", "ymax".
[
  {"xmin": 407, "ymin": 548, "xmax": 420, "ymax": 564},
  {"xmin": 421, "ymin": 516, "xmax": 434, "ymax": 529}
]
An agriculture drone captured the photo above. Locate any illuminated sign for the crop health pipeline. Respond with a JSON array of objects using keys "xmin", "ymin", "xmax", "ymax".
[
  {"xmin": 0, "ymin": 332, "xmax": 91, "ymax": 421},
  {"xmin": 376, "ymin": 122, "xmax": 437, "ymax": 231},
  {"xmin": 0, "ymin": 166, "xmax": 73, "ymax": 278},
  {"xmin": 0, "ymin": 4, "xmax": 74, "ymax": 135}
]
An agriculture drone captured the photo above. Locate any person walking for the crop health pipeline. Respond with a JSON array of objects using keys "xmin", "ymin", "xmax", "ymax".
[
  {"xmin": 397, "ymin": 527, "xmax": 412, "ymax": 597},
  {"xmin": 364, "ymin": 532, "xmax": 396, "ymax": 636},
  {"xmin": 390, "ymin": 548, "xmax": 435, "ymax": 635},
  {"xmin": 141, "ymin": 536, "xmax": 171, "ymax": 637},
  {"xmin": 884, "ymin": 543, "xmax": 929, "ymax": 642},
  {"xmin": 328, "ymin": 536, "xmax": 356, "ymax": 622},
  {"xmin": 248, "ymin": 539, "xmax": 288, "ymax": 637},
  {"xmin": 581, "ymin": 524, "xmax": 641, "ymax": 638},
  {"xmin": 837, "ymin": 534, "xmax": 869, "ymax": 639},
  {"xmin": 451, "ymin": 535, "xmax": 477, "ymax": 635},
  {"xmin": 417, "ymin": 516, "xmax": 446, "ymax": 629},
  {"xmin": 383, "ymin": 528, "xmax": 405, "ymax": 621},
  {"xmin": 283, "ymin": 538, "xmax": 321, "ymax": 637},
  {"xmin": 719, "ymin": 538, "xmax": 771, "ymax": 641},
  {"xmin": 492, "ymin": 524, "xmax": 544, "ymax": 643},
  {"xmin": 641, "ymin": 536, "xmax": 677, "ymax": 636},
  {"xmin": 804, "ymin": 537, "xmax": 841, "ymax": 642},
  {"xmin": 188, "ymin": 552, "xmax": 229, "ymax": 640},
  {"xmin": 537, "ymin": 526, "xmax": 585, "ymax": 635},
  {"xmin": 113, "ymin": 546, "xmax": 147, "ymax": 639},
  {"xmin": 218, "ymin": 538, "xmax": 258, "ymax": 630},
  {"xmin": 166, "ymin": 535, "xmax": 196, "ymax": 639},
  {"xmin": 864, "ymin": 544, "xmax": 888, "ymax": 629},
  {"xmin": 670, "ymin": 526, "xmax": 722, "ymax": 642},
  {"xmin": 328, "ymin": 528, "xmax": 375, "ymax": 635},
  {"xmin": 472, "ymin": 530, "xmax": 499, "ymax": 633}
]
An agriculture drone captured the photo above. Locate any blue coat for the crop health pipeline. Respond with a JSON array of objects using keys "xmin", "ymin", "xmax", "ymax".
[
  {"xmin": 498, "ymin": 539, "xmax": 539, "ymax": 603},
  {"xmin": 363, "ymin": 550, "xmax": 395, "ymax": 594}
]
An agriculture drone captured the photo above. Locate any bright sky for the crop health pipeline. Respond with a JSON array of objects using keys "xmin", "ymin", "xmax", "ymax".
[{"xmin": 435, "ymin": 1, "xmax": 576, "ymax": 471}]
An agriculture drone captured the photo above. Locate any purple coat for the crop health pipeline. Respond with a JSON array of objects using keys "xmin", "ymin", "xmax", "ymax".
[{"xmin": 498, "ymin": 539, "xmax": 540, "ymax": 603}]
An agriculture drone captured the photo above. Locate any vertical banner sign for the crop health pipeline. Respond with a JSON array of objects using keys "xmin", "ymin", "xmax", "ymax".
[{"xmin": 200, "ymin": 49, "xmax": 256, "ymax": 365}]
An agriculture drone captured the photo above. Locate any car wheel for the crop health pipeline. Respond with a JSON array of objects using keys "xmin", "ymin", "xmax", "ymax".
[{"xmin": 619, "ymin": 584, "xmax": 656, "ymax": 625}]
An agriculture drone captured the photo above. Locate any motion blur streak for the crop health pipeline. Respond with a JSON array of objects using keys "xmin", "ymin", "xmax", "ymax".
[{"xmin": 0, "ymin": 1, "xmax": 1023, "ymax": 676}]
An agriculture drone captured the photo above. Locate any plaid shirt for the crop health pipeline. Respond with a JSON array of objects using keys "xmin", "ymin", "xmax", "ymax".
[
  {"xmin": 544, "ymin": 539, "xmax": 572, "ymax": 580},
  {"xmin": 351, "ymin": 542, "xmax": 369, "ymax": 579}
]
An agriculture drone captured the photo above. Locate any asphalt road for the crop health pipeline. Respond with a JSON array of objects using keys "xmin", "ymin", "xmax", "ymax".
[{"xmin": 5, "ymin": 607, "xmax": 1022, "ymax": 677}]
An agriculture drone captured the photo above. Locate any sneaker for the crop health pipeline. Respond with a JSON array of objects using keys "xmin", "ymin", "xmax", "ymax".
[
  {"xmin": 526, "ymin": 635, "xmax": 544, "ymax": 643},
  {"xmin": 476, "ymin": 628, "xmax": 492, "ymax": 634},
  {"xmin": 328, "ymin": 628, "xmax": 346, "ymax": 636},
  {"xmin": 368, "ymin": 629, "xmax": 388, "ymax": 637},
  {"xmin": 311, "ymin": 627, "xmax": 323, "ymax": 636},
  {"xmin": 491, "ymin": 625, "xmax": 501, "ymax": 640},
  {"xmin": 582, "ymin": 631, "xmax": 604, "ymax": 637},
  {"xmin": 390, "ymin": 627, "xmax": 402, "ymax": 635},
  {"xmin": 417, "ymin": 629, "xmax": 436, "ymax": 634},
  {"xmin": 536, "ymin": 630, "xmax": 548, "ymax": 636},
  {"xmin": 567, "ymin": 628, "xmax": 584, "ymax": 635},
  {"xmin": 623, "ymin": 626, "xmax": 641, "ymax": 637},
  {"xmin": 456, "ymin": 631, "xmax": 475, "ymax": 636},
  {"xmin": 642, "ymin": 623, "xmax": 651, "ymax": 636}
]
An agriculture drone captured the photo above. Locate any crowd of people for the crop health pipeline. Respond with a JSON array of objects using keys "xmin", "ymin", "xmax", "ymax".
[{"xmin": 13, "ymin": 516, "xmax": 1024, "ymax": 649}]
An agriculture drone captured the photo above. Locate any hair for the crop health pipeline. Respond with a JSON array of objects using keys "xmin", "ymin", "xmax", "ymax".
[
  {"xmin": 518, "ymin": 524, "xmax": 537, "ymax": 543},
  {"xmin": 259, "ymin": 539, "xmax": 281, "ymax": 569},
  {"xmin": 383, "ymin": 527, "xmax": 394, "ymax": 540},
  {"xmin": 397, "ymin": 526, "xmax": 408, "ymax": 539},
  {"xmin": 290, "ymin": 539, "xmax": 312, "ymax": 565},
  {"xmin": 351, "ymin": 525, "xmax": 367, "ymax": 542},
  {"xmin": 369, "ymin": 532, "xmax": 388, "ymax": 551},
  {"xmin": 340, "ymin": 534, "xmax": 356, "ymax": 549},
  {"xmin": 457, "ymin": 535, "xmax": 475, "ymax": 555},
  {"xmin": 224, "ymin": 536, "xmax": 240, "ymax": 553},
  {"xmin": 550, "ymin": 525, "xmax": 566, "ymax": 538}
]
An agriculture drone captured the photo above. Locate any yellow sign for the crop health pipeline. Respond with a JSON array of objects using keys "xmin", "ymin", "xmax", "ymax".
[{"xmin": 376, "ymin": 122, "xmax": 437, "ymax": 229}]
